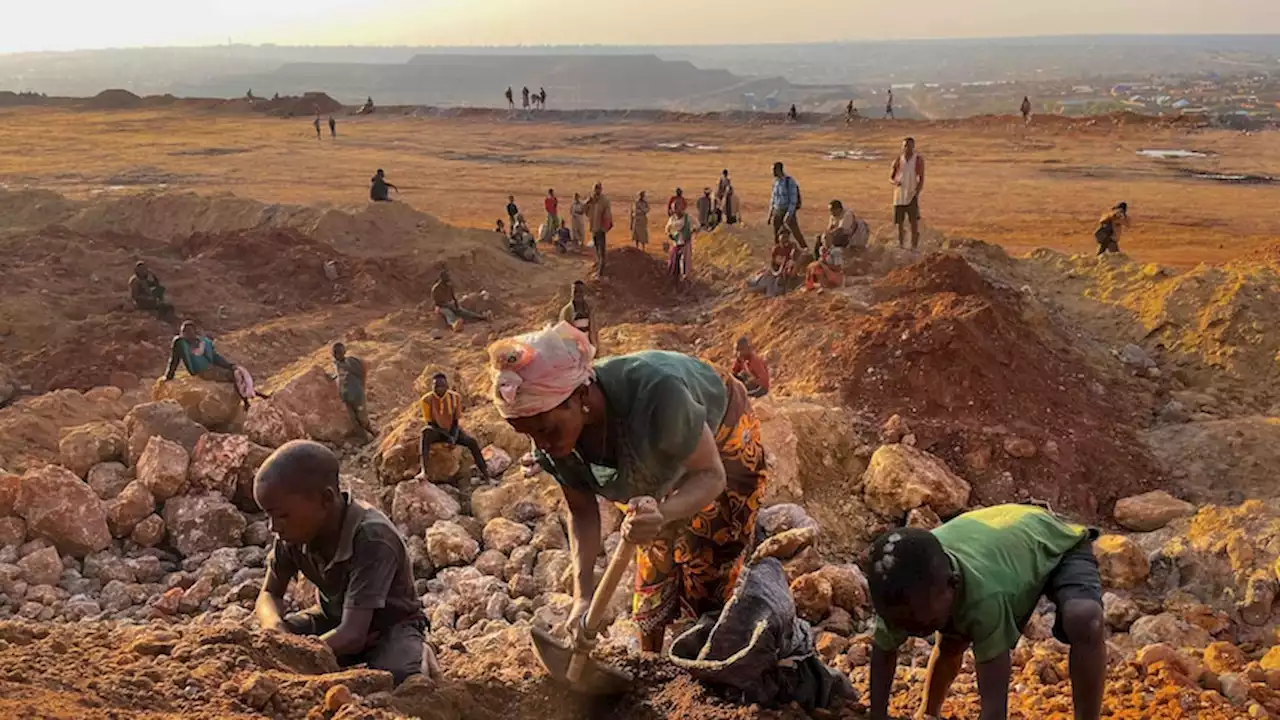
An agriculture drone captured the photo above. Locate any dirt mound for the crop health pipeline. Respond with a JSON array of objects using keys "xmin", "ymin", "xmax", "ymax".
[
  {"xmin": 582, "ymin": 247, "xmax": 710, "ymax": 322},
  {"xmin": 1022, "ymin": 249, "xmax": 1280, "ymax": 411},
  {"xmin": 713, "ymin": 253, "xmax": 1157, "ymax": 520},
  {"xmin": 254, "ymin": 92, "xmax": 345, "ymax": 118},
  {"xmin": 0, "ymin": 188, "xmax": 80, "ymax": 231},
  {"xmin": 84, "ymin": 89, "xmax": 144, "ymax": 110}
]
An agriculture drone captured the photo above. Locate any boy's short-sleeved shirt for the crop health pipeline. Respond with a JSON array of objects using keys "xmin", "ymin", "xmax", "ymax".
[
  {"xmin": 873, "ymin": 504, "xmax": 1091, "ymax": 663},
  {"xmin": 265, "ymin": 495, "xmax": 422, "ymax": 632}
]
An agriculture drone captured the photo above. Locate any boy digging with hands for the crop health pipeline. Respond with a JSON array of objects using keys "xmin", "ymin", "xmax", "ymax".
[
  {"xmin": 253, "ymin": 440, "xmax": 437, "ymax": 685},
  {"xmin": 867, "ymin": 504, "xmax": 1106, "ymax": 720}
]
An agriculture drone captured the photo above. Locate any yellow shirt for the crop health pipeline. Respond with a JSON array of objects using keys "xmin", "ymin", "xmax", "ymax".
[{"xmin": 421, "ymin": 390, "xmax": 461, "ymax": 429}]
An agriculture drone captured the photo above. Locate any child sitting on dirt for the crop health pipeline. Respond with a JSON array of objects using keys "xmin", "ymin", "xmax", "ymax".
[
  {"xmin": 253, "ymin": 440, "xmax": 434, "ymax": 685},
  {"xmin": 867, "ymin": 504, "xmax": 1105, "ymax": 720}
]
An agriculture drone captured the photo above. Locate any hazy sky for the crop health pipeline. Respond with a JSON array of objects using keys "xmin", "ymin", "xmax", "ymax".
[{"xmin": 5, "ymin": 0, "xmax": 1280, "ymax": 52}]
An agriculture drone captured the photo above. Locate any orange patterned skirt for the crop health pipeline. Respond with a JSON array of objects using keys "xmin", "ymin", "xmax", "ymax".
[{"xmin": 630, "ymin": 372, "xmax": 768, "ymax": 635}]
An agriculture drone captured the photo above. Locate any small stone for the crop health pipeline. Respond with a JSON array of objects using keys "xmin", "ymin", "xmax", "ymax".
[
  {"xmin": 790, "ymin": 573, "xmax": 833, "ymax": 623},
  {"xmin": 820, "ymin": 606, "xmax": 855, "ymax": 636},
  {"xmin": 483, "ymin": 518, "xmax": 533, "ymax": 554},
  {"xmin": 242, "ymin": 521, "xmax": 272, "ymax": 547},
  {"xmin": 815, "ymin": 632, "xmax": 850, "ymax": 663},
  {"xmin": 238, "ymin": 672, "xmax": 278, "ymax": 710},
  {"xmin": 812, "ymin": 564, "xmax": 868, "ymax": 614},
  {"xmin": 1093, "ymin": 535, "xmax": 1149, "ymax": 589},
  {"xmin": 129, "ymin": 515, "xmax": 166, "ymax": 548},
  {"xmin": 508, "ymin": 573, "xmax": 537, "ymax": 599},
  {"xmin": 1259, "ymin": 645, "xmax": 1280, "ymax": 671},
  {"xmin": 135, "ymin": 436, "xmax": 190, "ymax": 502},
  {"xmin": 87, "ymin": 463, "xmax": 131, "ymax": 501},
  {"xmin": 1114, "ymin": 491, "xmax": 1195, "ymax": 532},
  {"xmin": 323, "ymin": 684, "xmax": 353, "ymax": 712},
  {"xmin": 530, "ymin": 515, "xmax": 568, "ymax": 551},
  {"xmin": 1219, "ymin": 673, "xmax": 1251, "ymax": 704},
  {"xmin": 880, "ymin": 414, "xmax": 910, "ymax": 443},
  {"xmin": 905, "ymin": 506, "xmax": 940, "ymax": 530},
  {"xmin": 0, "ymin": 517, "xmax": 26, "ymax": 547},
  {"xmin": 106, "ymin": 481, "xmax": 155, "ymax": 538},
  {"xmin": 425, "ymin": 521, "xmax": 479, "ymax": 569},
  {"xmin": 1002, "ymin": 437, "xmax": 1037, "ymax": 458},
  {"xmin": 1102, "ymin": 591, "xmax": 1141, "ymax": 631},
  {"xmin": 17, "ymin": 546, "xmax": 63, "ymax": 586},
  {"xmin": 474, "ymin": 549, "xmax": 507, "ymax": 577},
  {"xmin": 504, "ymin": 546, "xmax": 538, "ymax": 580},
  {"xmin": 750, "ymin": 527, "xmax": 818, "ymax": 564},
  {"xmin": 1205, "ymin": 642, "xmax": 1247, "ymax": 675},
  {"xmin": 152, "ymin": 587, "xmax": 183, "ymax": 616}
]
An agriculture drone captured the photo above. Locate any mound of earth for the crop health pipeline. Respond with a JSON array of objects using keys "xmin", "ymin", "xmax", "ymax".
[
  {"xmin": 254, "ymin": 92, "xmax": 345, "ymax": 118},
  {"xmin": 578, "ymin": 247, "xmax": 710, "ymax": 322},
  {"xmin": 711, "ymin": 251, "xmax": 1158, "ymax": 520},
  {"xmin": 84, "ymin": 89, "xmax": 144, "ymax": 110},
  {"xmin": 1021, "ymin": 248, "xmax": 1280, "ymax": 412}
]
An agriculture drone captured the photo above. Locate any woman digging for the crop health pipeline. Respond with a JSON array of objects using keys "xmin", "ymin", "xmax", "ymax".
[{"xmin": 488, "ymin": 322, "xmax": 767, "ymax": 652}]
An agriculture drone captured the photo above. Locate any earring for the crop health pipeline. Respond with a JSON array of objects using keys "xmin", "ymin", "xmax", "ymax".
[{"xmin": 582, "ymin": 405, "xmax": 590, "ymax": 416}]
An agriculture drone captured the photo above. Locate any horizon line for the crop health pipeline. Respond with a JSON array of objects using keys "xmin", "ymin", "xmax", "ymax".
[{"xmin": 5, "ymin": 32, "xmax": 1280, "ymax": 56}]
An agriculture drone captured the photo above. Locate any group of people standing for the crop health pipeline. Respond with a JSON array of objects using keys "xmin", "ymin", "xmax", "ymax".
[{"xmin": 505, "ymin": 86, "xmax": 548, "ymax": 110}]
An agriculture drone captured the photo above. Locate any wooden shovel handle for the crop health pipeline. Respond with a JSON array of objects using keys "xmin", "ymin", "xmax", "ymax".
[
  {"xmin": 566, "ymin": 538, "xmax": 636, "ymax": 684},
  {"xmin": 584, "ymin": 538, "xmax": 636, "ymax": 634}
]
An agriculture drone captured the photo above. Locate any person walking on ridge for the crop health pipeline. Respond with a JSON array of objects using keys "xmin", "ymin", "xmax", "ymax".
[
  {"xmin": 1021, "ymin": 96, "xmax": 1033, "ymax": 124},
  {"xmin": 328, "ymin": 116, "xmax": 336, "ymax": 138},
  {"xmin": 505, "ymin": 86, "xmax": 514, "ymax": 109}
]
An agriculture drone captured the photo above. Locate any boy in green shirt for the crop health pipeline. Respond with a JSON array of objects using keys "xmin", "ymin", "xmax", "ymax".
[{"xmin": 867, "ymin": 504, "xmax": 1105, "ymax": 720}]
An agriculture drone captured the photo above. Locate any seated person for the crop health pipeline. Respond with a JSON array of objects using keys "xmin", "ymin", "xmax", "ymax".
[
  {"xmin": 868, "ymin": 504, "xmax": 1105, "ymax": 720},
  {"xmin": 432, "ymin": 269, "xmax": 490, "ymax": 331},
  {"xmin": 508, "ymin": 215, "xmax": 539, "ymax": 263},
  {"xmin": 253, "ymin": 441, "xmax": 433, "ymax": 686},
  {"xmin": 821, "ymin": 200, "xmax": 868, "ymax": 259},
  {"xmin": 554, "ymin": 224, "xmax": 573, "ymax": 253},
  {"xmin": 747, "ymin": 232, "xmax": 797, "ymax": 297},
  {"xmin": 164, "ymin": 321, "xmax": 258, "ymax": 410},
  {"xmin": 419, "ymin": 373, "xmax": 491, "ymax": 481},
  {"xmin": 495, "ymin": 219, "xmax": 506, "ymax": 235},
  {"xmin": 731, "ymin": 337, "xmax": 770, "ymax": 398},
  {"xmin": 804, "ymin": 243, "xmax": 844, "ymax": 291},
  {"xmin": 129, "ymin": 261, "xmax": 171, "ymax": 315}
]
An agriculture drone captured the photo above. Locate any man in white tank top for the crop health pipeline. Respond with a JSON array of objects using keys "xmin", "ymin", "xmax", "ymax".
[{"xmin": 890, "ymin": 137, "xmax": 926, "ymax": 250}]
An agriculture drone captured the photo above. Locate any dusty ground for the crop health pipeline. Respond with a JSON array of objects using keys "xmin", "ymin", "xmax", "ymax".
[{"xmin": 0, "ymin": 106, "xmax": 1279, "ymax": 719}]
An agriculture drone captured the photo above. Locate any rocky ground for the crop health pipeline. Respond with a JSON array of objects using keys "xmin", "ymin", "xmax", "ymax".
[{"xmin": 2, "ymin": 163, "xmax": 1280, "ymax": 718}]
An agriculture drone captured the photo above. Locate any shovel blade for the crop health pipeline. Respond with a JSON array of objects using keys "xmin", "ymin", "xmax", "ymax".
[{"xmin": 530, "ymin": 625, "xmax": 633, "ymax": 696}]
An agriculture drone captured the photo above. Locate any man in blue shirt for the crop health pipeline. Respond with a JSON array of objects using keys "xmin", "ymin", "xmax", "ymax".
[{"xmin": 768, "ymin": 162, "xmax": 806, "ymax": 249}]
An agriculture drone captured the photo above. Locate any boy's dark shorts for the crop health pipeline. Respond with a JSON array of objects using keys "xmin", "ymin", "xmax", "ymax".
[
  {"xmin": 1045, "ymin": 533, "xmax": 1104, "ymax": 645},
  {"xmin": 284, "ymin": 610, "xmax": 426, "ymax": 685},
  {"xmin": 894, "ymin": 197, "xmax": 921, "ymax": 224}
]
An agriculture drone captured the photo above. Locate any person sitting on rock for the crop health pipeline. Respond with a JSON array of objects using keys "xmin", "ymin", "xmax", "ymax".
[
  {"xmin": 419, "ymin": 373, "xmax": 490, "ymax": 481},
  {"xmin": 163, "ymin": 320, "xmax": 259, "ymax": 410},
  {"xmin": 746, "ymin": 231, "xmax": 798, "ymax": 297},
  {"xmin": 129, "ymin": 261, "xmax": 172, "ymax": 316},
  {"xmin": 331, "ymin": 342, "xmax": 375, "ymax": 443},
  {"xmin": 508, "ymin": 215, "xmax": 539, "ymax": 262},
  {"xmin": 867, "ymin": 504, "xmax": 1105, "ymax": 720},
  {"xmin": 253, "ymin": 440, "xmax": 435, "ymax": 686},
  {"xmin": 431, "ymin": 268, "xmax": 490, "ymax": 331},
  {"xmin": 731, "ymin": 336, "xmax": 770, "ymax": 398}
]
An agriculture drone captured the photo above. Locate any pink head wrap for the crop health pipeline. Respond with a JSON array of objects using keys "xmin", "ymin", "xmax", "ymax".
[{"xmin": 488, "ymin": 321, "xmax": 597, "ymax": 419}]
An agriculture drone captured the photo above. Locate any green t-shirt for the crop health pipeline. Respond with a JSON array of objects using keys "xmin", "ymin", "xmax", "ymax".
[
  {"xmin": 873, "ymin": 504, "xmax": 1090, "ymax": 663},
  {"xmin": 538, "ymin": 351, "xmax": 726, "ymax": 503}
]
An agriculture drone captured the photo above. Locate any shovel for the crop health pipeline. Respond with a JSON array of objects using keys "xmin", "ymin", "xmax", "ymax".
[{"xmin": 530, "ymin": 537, "xmax": 636, "ymax": 695}]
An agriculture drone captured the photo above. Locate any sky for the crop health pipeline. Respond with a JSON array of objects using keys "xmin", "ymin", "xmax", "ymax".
[{"xmin": 4, "ymin": 0, "xmax": 1280, "ymax": 53}]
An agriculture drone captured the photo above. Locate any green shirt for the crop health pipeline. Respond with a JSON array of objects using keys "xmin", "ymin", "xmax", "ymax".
[
  {"xmin": 873, "ymin": 504, "xmax": 1090, "ymax": 663},
  {"xmin": 538, "ymin": 351, "xmax": 726, "ymax": 503}
]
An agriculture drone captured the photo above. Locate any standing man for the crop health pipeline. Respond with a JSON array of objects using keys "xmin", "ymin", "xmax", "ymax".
[
  {"xmin": 768, "ymin": 161, "xmax": 806, "ymax": 249},
  {"xmin": 716, "ymin": 169, "xmax": 735, "ymax": 225},
  {"xmin": 696, "ymin": 187, "xmax": 715, "ymax": 230},
  {"xmin": 522, "ymin": 86, "xmax": 530, "ymax": 110},
  {"xmin": 332, "ymin": 342, "xmax": 375, "ymax": 442},
  {"xmin": 667, "ymin": 188, "xmax": 687, "ymax": 217},
  {"xmin": 539, "ymin": 87, "xmax": 548, "ymax": 109},
  {"xmin": 314, "ymin": 116, "xmax": 322, "ymax": 139},
  {"xmin": 1095, "ymin": 202, "xmax": 1129, "ymax": 256},
  {"xmin": 370, "ymin": 169, "xmax": 398, "ymax": 202},
  {"xmin": 559, "ymin": 280, "xmax": 599, "ymax": 350},
  {"xmin": 505, "ymin": 86, "xmax": 514, "ymax": 109},
  {"xmin": 328, "ymin": 116, "xmax": 337, "ymax": 138},
  {"xmin": 885, "ymin": 89, "xmax": 895, "ymax": 119},
  {"xmin": 890, "ymin": 137, "xmax": 926, "ymax": 250},
  {"xmin": 432, "ymin": 268, "xmax": 489, "ymax": 331},
  {"xmin": 420, "ymin": 373, "xmax": 490, "ymax": 481},
  {"xmin": 584, "ymin": 182, "xmax": 613, "ymax": 278},
  {"xmin": 1021, "ymin": 96, "xmax": 1033, "ymax": 124},
  {"xmin": 543, "ymin": 189, "xmax": 560, "ymax": 242},
  {"xmin": 846, "ymin": 100, "xmax": 856, "ymax": 125},
  {"xmin": 506, "ymin": 195, "xmax": 520, "ymax": 230}
]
